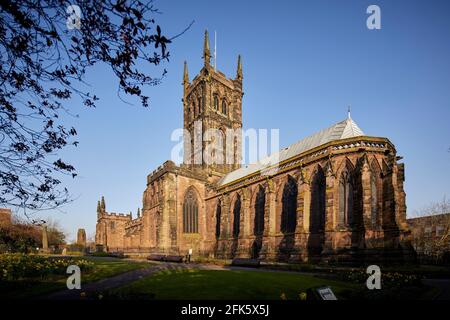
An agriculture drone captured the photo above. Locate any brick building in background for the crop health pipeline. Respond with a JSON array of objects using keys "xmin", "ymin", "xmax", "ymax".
[
  {"xmin": 408, "ymin": 213, "xmax": 450, "ymax": 264},
  {"xmin": 96, "ymin": 31, "xmax": 415, "ymax": 263}
]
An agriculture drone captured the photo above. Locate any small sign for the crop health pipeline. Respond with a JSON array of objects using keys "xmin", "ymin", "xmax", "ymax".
[{"xmin": 316, "ymin": 286, "xmax": 337, "ymax": 300}]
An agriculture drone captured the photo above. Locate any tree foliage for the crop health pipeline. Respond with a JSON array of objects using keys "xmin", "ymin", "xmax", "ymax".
[
  {"xmin": 0, "ymin": 0, "xmax": 174, "ymax": 214},
  {"xmin": 0, "ymin": 215, "xmax": 66, "ymax": 253}
]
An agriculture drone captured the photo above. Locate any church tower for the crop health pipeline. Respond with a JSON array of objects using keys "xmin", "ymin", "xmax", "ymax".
[{"xmin": 182, "ymin": 30, "xmax": 243, "ymax": 177}]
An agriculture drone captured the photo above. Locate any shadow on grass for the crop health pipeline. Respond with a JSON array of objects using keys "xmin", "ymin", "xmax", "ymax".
[{"xmin": 105, "ymin": 268, "xmax": 360, "ymax": 300}]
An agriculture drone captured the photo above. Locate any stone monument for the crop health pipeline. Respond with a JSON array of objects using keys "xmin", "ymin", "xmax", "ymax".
[
  {"xmin": 77, "ymin": 228, "xmax": 87, "ymax": 247},
  {"xmin": 42, "ymin": 225, "xmax": 49, "ymax": 253}
]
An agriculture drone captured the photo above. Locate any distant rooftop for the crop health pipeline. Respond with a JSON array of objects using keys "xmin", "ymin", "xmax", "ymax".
[{"xmin": 218, "ymin": 116, "xmax": 365, "ymax": 186}]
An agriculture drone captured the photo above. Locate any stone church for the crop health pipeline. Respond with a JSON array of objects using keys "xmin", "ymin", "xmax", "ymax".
[{"xmin": 95, "ymin": 31, "xmax": 414, "ymax": 263}]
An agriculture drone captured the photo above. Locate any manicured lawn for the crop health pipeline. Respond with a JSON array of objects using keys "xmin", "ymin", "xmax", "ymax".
[
  {"xmin": 111, "ymin": 269, "xmax": 361, "ymax": 300},
  {"xmin": 0, "ymin": 256, "xmax": 150, "ymax": 299},
  {"xmin": 78, "ymin": 257, "xmax": 150, "ymax": 283}
]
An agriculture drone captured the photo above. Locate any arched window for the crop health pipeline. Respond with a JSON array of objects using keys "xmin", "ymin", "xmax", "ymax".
[
  {"xmin": 254, "ymin": 186, "xmax": 265, "ymax": 236},
  {"xmin": 371, "ymin": 177, "xmax": 377, "ymax": 226},
  {"xmin": 215, "ymin": 200, "xmax": 221, "ymax": 239},
  {"xmin": 339, "ymin": 170, "xmax": 353, "ymax": 227},
  {"xmin": 370, "ymin": 159, "xmax": 381, "ymax": 227},
  {"xmin": 219, "ymin": 130, "xmax": 226, "ymax": 165},
  {"xmin": 222, "ymin": 100, "xmax": 227, "ymax": 114},
  {"xmin": 310, "ymin": 167, "xmax": 326, "ymax": 232},
  {"xmin": 213, "ymin": 95, "xmax": 219, "ymax": 110},
  {"xmin": 183, "ymin": 188, "xmax": 199, "ymax": 233},
  {"xmin": 281, "ymin": 176, "xmax": 298, "ymax": 233},
  {"xmin": 197, "ymin": 97, "xmax": 202, "ymax": 114},
  {"xmin": 234, "ymin": 137, "xmax": 239, "ymax": 166},
  {"xmin": 233, "ymin": 194, "xmax": 241, "ymax": 237},
  {"xmin": 192, "ymin": 101, "xmax": 196, "ymax": 117}
]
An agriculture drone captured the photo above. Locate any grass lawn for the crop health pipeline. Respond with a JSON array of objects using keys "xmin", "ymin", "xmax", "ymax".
[
  {"xmin": 0, "ymin": 256, "xmax": 151, "ymax": 299},
  {"xmin": 110, "ymin": 269, "xmax": 361, "ymax": 300}
]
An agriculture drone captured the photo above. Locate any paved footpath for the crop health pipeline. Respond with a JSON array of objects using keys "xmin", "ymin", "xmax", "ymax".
[{"xmin": 44, "ymin": 264, "xmax": 161, "ymax": 300}]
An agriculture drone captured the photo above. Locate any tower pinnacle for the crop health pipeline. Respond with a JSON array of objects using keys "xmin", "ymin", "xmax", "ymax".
[
  {"xmin": 236, "ymin": 55, "xmax": 243, "ymax": 80},
  {"xmin": 183, "ymin": 61, "xmax": 189, "ymax": 85},
  {"xmin": 203, "ymin": 30, "xmax": 211, "ymax": 65}
]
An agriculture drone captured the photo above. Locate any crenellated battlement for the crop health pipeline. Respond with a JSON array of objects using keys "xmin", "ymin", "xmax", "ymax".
[
  {"xmin": 105, "ymin": 212, "xmax": 131, "ymax": 218},
  {"xmin": 125, "ymin": 216, "xmax": 143, "ymax": 229},
  {"xmin": 146, "ymin": 160, "xmax": 177, "ymax": 184},
  {"xmin": 96, "ymin": 195, "xmax": 132, "ymax": 223}
]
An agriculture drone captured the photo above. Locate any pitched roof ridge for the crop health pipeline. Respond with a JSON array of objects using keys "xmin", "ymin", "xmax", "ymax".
[{"xmin": 218, "ymin": 117, "xmax": 366, "ymax": 186}]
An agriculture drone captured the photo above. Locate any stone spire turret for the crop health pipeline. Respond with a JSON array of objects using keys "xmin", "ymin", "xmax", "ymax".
[
  {"xmin": 183, "ymin": 61, "xmax": 189, "ymax": 85},
  {"xmin": 101, "ymin": 196, "xmax": 106, "ymax": 212},
  {"xmin": 203, "ymin": 30, "xmax": 211, "ymax": 66},
  {"xmin": 236, "ymin": 54, "xmax": 243, "ymax": 81},
  {"xmin": 137, "ymin": 208, "xmax": 141, "ymax": 218},
  {"xmin": 97, "ymin": 200, "xmax": 102, "ymax": 220}
]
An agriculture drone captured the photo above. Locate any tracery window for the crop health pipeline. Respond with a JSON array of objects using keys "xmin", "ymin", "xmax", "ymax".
[
  {"xmin": 233, "ymin": 194, "xmax": 241, "ymax": 238},
  {"xmin": 215, "ymin": 200, "xmax": 221, "ymax": 239},
  {"xmin": 370, "ymin": 160, "xmax": 381, "ymax": 228},
  {"xmin": 222, "ymin": 100, "xmax": 227, "ymax": 114},
  {"xmin": 339, "ymin": 170, "xmax": 354, "ymax": 227},
  {"xmin": 254, "ymin": 186, "xmax": 265, "ymax": 236},
  {"xmin": 213, "ymin": 95, "xmax": 219, "ymax": 110},
  {"xmin": 281, "ymin": 176, "xmax": 298, "ymax": 233},
  {"xmin": 310, "ymin": 167, "xmax": 326, "ymax": 232},
  {"xmin": 371, "ymin": 177, "xmax": 377, "ymax": 226},
  {"xmin": 183, "ymin": 188, "xmax": 199, "ymax": 233},
  {"xmin": 197, "ymin": 97, "xmax": 202, "ymax": 114}
]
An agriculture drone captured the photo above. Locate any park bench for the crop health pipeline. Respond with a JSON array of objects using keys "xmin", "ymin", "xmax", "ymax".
[
  {"xmin": 147, "ymin": 254, "xmax": 166, "ymax": 261},
  {"xmin": 147, "ymin": 254, "xmax": 184, "ymax": 263},
  {"xmin": 164, "ymin": 255, "xmax": 184, "ymax": 263},
  {"xmin": 231, "ymin": 258, "xmax": 260, "ymax": 268}
]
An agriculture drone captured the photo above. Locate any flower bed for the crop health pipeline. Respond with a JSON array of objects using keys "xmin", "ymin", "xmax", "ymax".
[
  {"xmin": 0, "ymin": 253, "xmax": 93, "ymax": 280},
  {"xmin": 339, "ymin": 269, "xmax": 423, "ymax": 288}
]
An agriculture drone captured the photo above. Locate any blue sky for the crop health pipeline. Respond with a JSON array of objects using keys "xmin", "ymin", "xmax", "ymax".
[{"xmin": 30, "ymin": 0, "xmax": 450, "ymax": 240}]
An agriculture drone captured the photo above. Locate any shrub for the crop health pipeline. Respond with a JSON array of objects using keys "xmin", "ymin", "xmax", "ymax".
[
  {"xmin": 0, "ymin": 253, "xmax": 93, "ymax": 281},
  {"xmin": 339, "ymin": 268, "xmax": 422, "ymax": 288}
]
